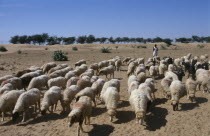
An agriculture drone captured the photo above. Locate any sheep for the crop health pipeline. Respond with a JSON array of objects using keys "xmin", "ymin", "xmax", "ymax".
[
  {"xmin": 75, "ymin": 87, "xmax": 96, "ymax": 106},
  {"xmin": 28, "ymin": 75, "xmax": 49, "ymax": 90},
  {"xmin": 80, "ymin": 69, "xmax": 94, "ymax": 78},
  {"xmin": 100, "ymin": 79, "xmax": 120, "ymax": 99},
  {"xmin": 128, "ymin": 75, "xmax": 139, "ymax": 87},
  {"xmin": 137, "ymin": 72, "xmax": 147, "ymax": 84},
  {"xmin": 74, "ymin": 64, "xmax": 88, "ymax": 76},
  {"xmin": 170, "ymin": 80, "xmax": 187, "ymax": 111},
  {"xmin": 127, "ymin": 62, "xmax": 137, "ymax": 77},
  {"xmin": 137, "ymin": 58, "xmax": 144, "ymax": 65},
  {"xmin": 41, "ymin": 86, "xmax": 63, "ymax": 115},
  {"xmin": 98, "ymin": 65, "xmax": 115, "ymax": 79},
  {"xmin": 196, "ymin": 73, "xmax": 210, "ymax": 93},
  {"xmin": 90, "ymin": 76, "xmax": 99, "ymax": 84},
  {"xmin": 200, "ymin": 55, "xmax": 206, "ymax": 62},
  {"xmin": 149, "ymin": 66, "xmax": 158, "ymax": 79},
  {"xmin": 48, "ymin": 77, "xmax": 67, "ymax": 89},
  {"xmin": 101, "ymin": 87, "xmax": 120, "ymax": 122},
  {"xmin": 12, "ymin": 88, "xmax": 41, "ymax": 122},
  {"xmin": 68, "ymin": 96, "xmax": 92, "ymax": 136},
  {"xmin": 165, "ymin": 71, "xmax": 179, "ymax": 81},
  {"xmin": 135, "ymin": 64, "xmax": 146, "ymax": 76},
  {"xmin": 109, "ymin": 59, "xmax": 116, "ymax": 66},
  {"xmin": 0, "ymin": 83, "xmax": 14, "ymax": 95},
  {"xmin": 42, "ymin": 62, "xmax": 57, "ymax": 73},
  {"xmin": 66, "ymin": 77, "xmax": 80, "ymax": 88},
  {"xmin": 62, "ymin": 85, "xmax": 80, "ymax": 112},
  {"xmin": 28, "ymin": 66, "xmax": 41, "ymax": 71},
  {"xmin": 128, "ymin": 81, "xmax": 139, "ymax": 95},
  {"xmin": 20, "ymin": 70, "xmax": 43, "ymax": 89},
  {"xmin": 185, "ymin": 78, "xmax": 197, "ymax": 102},
  {"xmin": 48, "ymin": 64, "xmax": 68, "ymax": 74},
  {"xmin": 115, "ymin": 59, "xmax": 122, "ymax": 71},
  {"xmin": 1, "ymin": 77, "xmax": 22, "ymax": 89},
  {"xmin": 129, "ymin": 89, "xmax": 149, "ymax": 125},
  {"xmin": 49, "ymin": 67, "xmax": 72, "ymax": 78},
  {"xmin": 159, "ymin": 63, "xmax": 167, "ymax": 77},
  {"xmin": 15, "ymin": 69, "xmax": 32, "ymax": 77},
  {"xmin": 75, "ymin": 59, "xmax": 86, "ymax": 67},
  {"xmin": 161, "ymin": 76, "xmax": 173, "ymax": 99},
  {"xmin": 138, "ymin": 83, "xmax": 153, "ymax": 102},
  {"xmin": 0, "ymin": 75, "xmax": 14, "ymax": 84},
  {"xmin": 123, "ymin": 57, "xmax": 132, "ymax": 64},
  {"xmin": 98, "ymin": 60, "xmax": 109, "ymax": 69},
  {"xmin": 89, "ymin": 63, "xmax": 99, "ymax": 74},
  {"xmin": 65, "ymin": 71, "xmax": 76, "ymax": 80},
  {"xmin": 91, "ymin": 78, "xmax": 105, "ymax": 103},
  {"xmin": 168, "ymin": 64, "xmax": 174, "ymax": 72},
  {"xmin": 77, "ymin": 76, "xmax": 92, "ymax": 90},
  {"xmin": 0, "ymin": 90, "xmax": 25, "ymax": 121},
  {"xmin": 145, "ymin": 78, "xmax": 156, "ymax": 99}
]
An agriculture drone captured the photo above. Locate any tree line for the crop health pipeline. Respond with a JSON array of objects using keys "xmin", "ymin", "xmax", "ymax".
[{"xmin": 9, "ymin": 33, "xmax": 210, "ymax": 45}]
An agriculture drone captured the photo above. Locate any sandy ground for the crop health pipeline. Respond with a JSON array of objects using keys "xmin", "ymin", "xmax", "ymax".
[{"xmin": 0, "ymin": 43, "xmax": 210, "ymax": 136}]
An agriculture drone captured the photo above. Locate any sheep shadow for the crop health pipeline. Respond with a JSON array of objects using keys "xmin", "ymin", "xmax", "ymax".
[
  {"xmin": 92, "ymin": 107, "xmax": 106, "ymax": 117},
  {"xmin": 153, "ymin": 98, "xmax": 168, "ymax": 106},
  {"xmin": 114, "ymin": 110, "xmax": 135, "ymax": 124},
  {"xmin": 88, "ymin": 124, "xmax": 114, "ymax": 136},
  {"xmin": 118, "ymin": 100, "xmax": 130, "ymax": 108},
  {"xmin": 17, "ymin": 112, "xmax": 67, "ymax": 126},
  {"xmin": 145, "ymin": 107, "xmax": 168, "ymax": 131},
  {"xmin": 181, "ymin": 97, "xmax": 208, "ymax": 111}
]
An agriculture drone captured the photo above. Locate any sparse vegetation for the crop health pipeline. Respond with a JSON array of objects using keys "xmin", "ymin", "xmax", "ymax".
[
  {"xmin": 0, "ymin": 46, "xmax": 8, "ymax": 52},
  {"xmin": 115, "ymin": 46, "xmax": 118, "ymax": 50},
  {"xmin": 137, "ymin": 45, "xmax": 147, "ymax": 48},
  {"xmin": 72, "ymin": 47, "xmax": 78, "ymax": 51},
  {"xmin": 17, "ymin": 50, "xmax": 22, "ymax": 54},
  {"xmin": 161, "ymin": 45, "xmax": 168, "ymax": 50},
  {"xmin": 45, "ymin": 47, "xmax": 48, "ymax": 50},
  {"xmin": 197, "ymin": 44, "xmax": 205, "ymax": 49},
  {"xmin": 101, "ymin": 47, "xmax": 112, "ymax": 53},
  {"xmin": 52, "ymin": 50, "xmax": 68, "ymax": 61}
]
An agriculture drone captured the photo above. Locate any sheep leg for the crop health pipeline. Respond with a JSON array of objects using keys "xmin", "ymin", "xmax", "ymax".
[
  {"xmin": 1, "ymin": 112, "xmax": 4, "ymax": 122},
  {"xmin": 152, "ymin": 93, "xmax": 156, "ymax": 100},
  {"xmin": 51, "ymin": 106, "xmax": 53, "ymax": 113},
  {"xmin": 93, "ymin": 99, "xmax": 96, "ymax": 107},
  {"xmin": 38, "ymin": 101, "xmax": 41, "ymax": 112},
  {"xmin": 54, "ymin": 102, "xmax": 58, "ymax": 111},
  {"xmin": 87, "ymin": 116, "xmax": 90, "ymax": 125},
  {"xmin": 22, "ymin": 110, "xmax": 27, "ymax": 122}
]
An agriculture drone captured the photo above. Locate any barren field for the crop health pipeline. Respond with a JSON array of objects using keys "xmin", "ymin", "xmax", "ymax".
[{"xmin": 0, "ymin": 43, "xmax": 210, "ymax": 136}]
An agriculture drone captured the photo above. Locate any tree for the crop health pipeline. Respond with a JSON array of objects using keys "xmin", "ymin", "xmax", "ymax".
[
  {"xmin": 77, "ymin": 36, "xmax": 87, "ymax": 44},
  {"xmin": 129, "ymin": 38, "xmax": 136, "ymax": 43},
  {"xmin": 99, "ymin": 37, "xmax": 107, "ymax": 43},
  {"xmin": 115, "ymin": 37, "xmax": 122, "ymax": 43},
  {"xmin": 109, "ymin": 37, "xmax": 115, "ymax": 44},
  {"xmin": 10, "ymin": 35, "xmax": 19, "ymax": 44},
  {"xmin": 19, "ymin": 35, "xmax": 28, "ymax": 44},
  {"xmin": 122, "ymin": 37, "xmax": 129, "ymax": 43},
  {"xmin": 192, "ymin": 35, "xmax": 201, "ymax": 42},
  {"xmin": 63, "ymin": 37, "xmax": 75, "ymax": 45},
  {"xmin": 86, "ymin": 35, "xmax": 95, "ymax": 44},
  {"xmin": 136, "ymin": 37, "xmax": 143, "ymax": 43},
  {"xmin": 163, "ymin": 38, "xmax": 172, "ymax": 45},
  {"xmin": 204, "ymin": 36, "xmax": 210, "ymax": 43},
  {"xmin": 175, "ymin": 37, "xmax": 191, "ymax": 43},
  {"xmin": 152, "ymin": 37, "xmax": 163, "ymax": 43},
  {"xmin": 146, "ymin": 38, "xmax": 152, "ymax": 43},
  {"xmin": 47, "ymin": 36, "xmax": 60, "ymax": 45},
  {"xmin": 41, "ymin": 33, "xmax": 49, "ymax": 44}
]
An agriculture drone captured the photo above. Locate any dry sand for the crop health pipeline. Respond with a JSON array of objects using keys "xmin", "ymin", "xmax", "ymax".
[{"xmin": 0, "ymin": 43, "xmax": 210, "ymax": 136}]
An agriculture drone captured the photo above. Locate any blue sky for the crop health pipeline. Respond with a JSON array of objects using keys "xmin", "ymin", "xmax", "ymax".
[{"xmin": 0, "ymin": 0, "xmax": 209, "ymax": 43}]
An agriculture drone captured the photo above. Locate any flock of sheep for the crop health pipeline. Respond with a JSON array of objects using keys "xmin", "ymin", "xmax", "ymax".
[{"xmin": 0, "ymin": 53, "xmax": 209, "ymax": 136}]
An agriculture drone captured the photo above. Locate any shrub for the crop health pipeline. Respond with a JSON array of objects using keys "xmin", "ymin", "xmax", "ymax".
[
  {"xmin": 137, "ymin": 45, "xmax": 147, "ymax": 48},
  {"xmin": 101, "ymin": 47, "xmax": 111, "ymax": 53},
  {"xmin": 161, "ymin": 45, "xmax": 167, "ymax": 50},
  {"xmin": 0, "ymin": 46, "xmax": 7, "ymax": 52},
  {"xmin": 52, "ymin": 50, "xmax": 68, "ymax": 61},
  {"xmin": 72, "ymin": 47, "xmax": 78, "ymax": 51},
  {"xmin": 45, "ymin": 47, "xmax": 48, "ymax": 50},
  {"xmin": 131, "ymin": 45, "xmax": 136, "ymax": 48},
  {"xmin": 17, "ymin": 50, "xmax": 22, "ymax": 54},
  {"xmin": 115, "ymin": 46, "xmax": 118, "ymax": 49},
  {"xmin": 197, "ymin": 44, "xmax": 205, "ymax": 49}
]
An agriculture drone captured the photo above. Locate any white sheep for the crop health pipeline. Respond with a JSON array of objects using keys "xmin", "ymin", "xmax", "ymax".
[
  {"xmin": 128, "ymin": 81, "xmax": 139, "ymax": 95},
  {"xmin": 165, "ymin": 71, "xmax": 179, "ymax": 81},
  {"xmin": 48, "ymin": 64, "xmax": 68, "ymax": 74},
  {"xmin": 12, "ymin": 88, "xmax": 41, "ymax": 122},
  {"xmin": 149, "ymin": 66, "xmax": 158, "ymax": 79},
  {"xmin": 28, "ymin": 75, "xmax": 49, "ymax": 90},
  {"xmin": 129, "ymin": 89, "xmax": 149, "ymax": 125},
  {"xmin": 101, "ymin": 87, "xmax": 120, "ymax": 122},
  {"xmin": 0, "ymin": 75, "xmax": 14, "ymax": 84},
  {"xmin": 1, "ymin": 77, "xmax": 22, "ymax": 89},
  {"xmin": 170, "ymin": 80, "xmax": 187, "ymax": 111},
  {"xmin": 48, "ymin": 77, "xmax": 67, "ymax": 89},
  {"xmin": 0, "ymin": 83, "xmax": 14, "ymax": 95},
  {"xmin": 138, "ymin": 83, "xmax": 153, "ymax": 102},
  {"xmin": 115, "ymin": 59, "xmax": 122, "ymax": 71},
  {"xmin": 75, "ymin": 87, "xmax": 96, "ymax": 106},
  {"xmin": 91, "ymin": 78, "xmax": 105, "ymax": 103},
  {"xmin": 161, "ymin": 76, "xmax": 173, "ymax": 99},
  {"xmin": 122, "ymin": 57, "xmax": 132, "ymax": 64},
  {"xmin": 0, "ymin": 90, "xmax": 25, "ymax": 121},
  {"xmin": 185, "ymin": 78, "xmax": 197, "ymax": 102},
  {"xmin": 41, "ymin": 86, "xmax": 63, "ymax": 115},
  {"xmin": 144, "ymin": 78, "xmax": 156, "ymax": 99},
  {"xmin": 74, "ymin": 64, "xmax": 88, "ymax": 76},
  {"xmin": 66, "ymin": 77, "xmax": 79, "ymax": 88},
  {"xmin": 168, "ymin": 64, "xmax": 174, "ymax": 72},
  {"xmin": 159, "ymin": 63, "xmax": 167, "ymax": 76},
  {"xmin": 90, "ymin": 76, "xmax": 99, "ymax": 84},
  {"xmin": 77, "ymin": 76, "xmax": 92, "ymax": 90},
  {"xmin": 128, "ymin": 75, "xmax": 139, "ymax": 88},
  {"xmin": 42, "ymin": 62, "xmax": 57, "ymax": 73},
  {"xmin": 80, "ymin": 69, "xmax": 94, "ymax": 78},
  {"xmin": 137, "ymin": 72, "xmax": 146, "ymax": 84},
  {"xmin": 62, "ymin": 85, "xmax": 80, "ymax": 112},
  {"xmin": 135, "ymin": 64, "xmax": 146, "ymax": 76},
  {"xmin": 49, "ymin": 67, "xmax": 72, "ymax": 78},
  {"xmin": 65, "ymin": 71, "xmax": 76, "ymax": 80},
  {"xmin": 98, "ymin": 65, "xmax": 115, "ymax": 79},
  {"xmin": 89, "ymin": 63, "xmax": 99, "ymax": 74},
  {"xmin": 127, "ymin": 62, "xmax": 137, "ymax": 77},
  {"xmin": 75, "ymin": 59, "xmax": 86, "ymax": 67},
  {"xmin": 68, "ymin": 96, "xmax": 92, "ymax": 136},
  {"xmin": 196, "ymin": 73, "xmax": 210, "ymax": 93}
]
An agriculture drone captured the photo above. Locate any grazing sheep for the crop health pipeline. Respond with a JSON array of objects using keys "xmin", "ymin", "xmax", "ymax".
[
  {"xmin": 12, "ymin": 88, "xmax": 41, "ymax": 122},
  {"xmin": 161, "ymin": 76, "xmax": 173, "ymax": 99},
  {"xmin": 115, "ymin": 59, "xmax": 122, "ymax": 71},
  {"xmin": 48, "ymin": 64, "xmax": 68, "ymax": 74},
  {"xmin": 98, "ymin": 60, "xmax": 109, "ymax": 69},
  {"xmin": 101, "ymin": 87, "xmax": 120, "ymax": 122},
  {"xmin": 137, "ymin": 58, "xmax": 144, "ymax": 65},
  {"xmin": 123, "ymin": 57, "xmax": 132, "ymax": 64},
  {"xmin": 15, "ymin": 69, "xmax": 32, "ymax": 77},
  {"xmin": 98, "ymin": 65, "xmax": 115, "ymax": 79},
  {"xmin": 129, "ymin": 89, "xmax": 149, "ymax": 125},
  {"xmin": 135, "ymin": 64, "xmax": 146, "ymax": 76},
  {"xmin": 77, "ymin": 76, "xmax": 92, "ymax": 90},
  {"xmin": 75, "ymin": 87, "xmax": 96, "ymax": 106},
  {"xmin": 90, "ymin": 76, "xmax": 99, "ymax": 84},
  {"xmin": 0, "ymin": 90, "xmax": 25, "ymax": 121},
  {"xmin": 75, "ymin": 59, "xmax": 86, "ymax": 67},
  {"xmin": 138, "ymin": 83, "xmax": 153, "ymax": 102},
  {"xmin": 100, "ymin": 79, "xmax": 120, "ymax": 99},
  {"xmin": 170, "ymin": 80, "xmax": 187, "ymax": 111},
  {"xmin": 168, "ymin": 64, "xmax": 174, "ymax": 72},
  {"xmin": 165, "ymin": 71, "xmax": 179, "ymax": 81},
  {"xmin": 0, "ymin": 75, "xmax": 14, "ymax": 84},
  {"xmin": 149, "ymin": 66, "xmax": 158, "ymax": 79},
  {"xmin": 185, "ymin": 78, "xmax": 197, "ymax": 102},
  {"xmin": 80, "ymin": 69, "xmax": 94, "ymax": 78},
  {"xmin": 28, "ymin": 75, "xmax": 49, "ymax": 90},
  {"xmin": 68, "ymin": 96, "xmax": 92, "ymax": 136},
  {"xmin": 137, "ymin": 72, "xmax": 147, "ymax": 84},
  {"xmin": 0, "ymin": 83, "xmax": 14, "ymax": 95},
  {"xmin": 128, "ymin": 81, "xmax": 139, "ymax": 95},
  {"xmin": 159, "ymin": 63, "xmax": 167, "ymax": 77},
  {"xmin": 41, "ymin": 86, "xmax": 63, "ymax": 115},
  {"xmin": 196, "ymin": 73, "xmax": 210, "ymax": 93},
  {"xmin": 65, "ymin": 71, "xmax": 76, "ymax": 80},
  {"xmin": 128, "ymin": 75, "xmax": 139, "ymax": 87},
  {"xmin": 1, "ymin": 77, "xmax": 22, "ymax": 89},
  {"xmin": 74, "ymin": 64, "xmax": 88, "ymax": 76},
  {"xmin": 42, "ymin": 62, "xmax": 57, "ymax": 73},
  {"xmin": 48, "ymin": 77, "xmax": 67, "ymax": 89},
  {"xmin": 91, "ymin": 78, "xmax": 105, "ymax": 103},
  {"xmin": 49, "ymin": 67, "xmax": 72, "ymax": 78},
  {"xmin": 62, "ymin": 85, "xmax": 80, "ymax": 112},
  {"xmin": 89, "ymin": 63, "xmax": 99, "ymax": 74},
  {"xmin": 145, "ymin": 78, "xmax": 156, "ymax": 99},
  {"xmin": 66, "ymin": 77, "xmax": 80, "ymax": 88},
  {"xmin": 127, "ymin": 62, "xmax": 137, "ymax": 77}
]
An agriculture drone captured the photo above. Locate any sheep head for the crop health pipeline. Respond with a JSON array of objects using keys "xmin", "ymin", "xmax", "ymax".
[
  {"xmin": 68, "ymin": 114, "xmax": 77, "ymax": 127},
  {"xmin": 171, "ymin": 101, "xmax": 178, "ymax": 111},
  {"xmin": 12, "ymin": 112, "xmax": 20, "ymax": 121}
]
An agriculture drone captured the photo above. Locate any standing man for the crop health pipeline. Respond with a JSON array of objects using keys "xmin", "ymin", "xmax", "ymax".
[{"xmin": 153, "ymin": 44, "xmax": 158, "ymax": 57}]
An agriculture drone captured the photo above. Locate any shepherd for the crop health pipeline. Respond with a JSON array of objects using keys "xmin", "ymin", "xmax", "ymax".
[{"xmin": 153, "ymin": 44, "xmax": 158, "ymax": 57}]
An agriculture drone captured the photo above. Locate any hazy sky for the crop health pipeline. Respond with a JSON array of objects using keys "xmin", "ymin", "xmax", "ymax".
[{"xmin": 0, "ymin": 0, "xmax": 209, "ymax": 43}]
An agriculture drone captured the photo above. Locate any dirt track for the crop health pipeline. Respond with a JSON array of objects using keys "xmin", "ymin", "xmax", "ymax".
[{"xmin": 0, "ymin": 43, "xmax": 210, "ymax": 136}]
